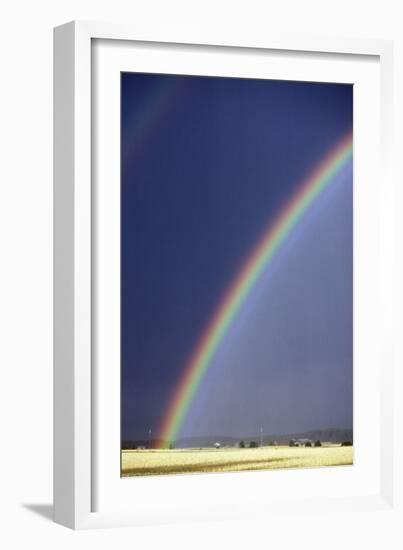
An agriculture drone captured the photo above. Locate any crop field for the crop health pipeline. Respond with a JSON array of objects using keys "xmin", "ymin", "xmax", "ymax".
[{"xmin": 121, "ymin": 445, "xmax": 353, "ymax": 477}]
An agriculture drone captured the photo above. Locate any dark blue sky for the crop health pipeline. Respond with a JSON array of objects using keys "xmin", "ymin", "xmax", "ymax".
[{"xmin": 121, "ymin": 73, "xmax": 353, "ymax": 441}]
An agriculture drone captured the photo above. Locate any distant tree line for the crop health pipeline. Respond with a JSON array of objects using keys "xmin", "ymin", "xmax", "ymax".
[
  {"xmin": 238, "ymin": 440, "xmax": 259, "ymax": 448},
  {"xmin": 289, "ymin": 439, "xmax": 322, "ymax": 447}
]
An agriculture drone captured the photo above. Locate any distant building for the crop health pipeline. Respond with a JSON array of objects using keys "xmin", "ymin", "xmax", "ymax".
[{"xmin": 214, "ymin": 442, "xmax": 221, "ymax": 449}]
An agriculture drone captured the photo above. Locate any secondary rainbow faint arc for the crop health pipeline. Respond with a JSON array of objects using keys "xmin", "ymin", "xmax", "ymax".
[
  {"xmin": 157, "ymin": 133, "xmax": 353, "ymax": 448},
  {"xmin": 123, "ymin": 76, "xmax": 181, "ymax": 166}
]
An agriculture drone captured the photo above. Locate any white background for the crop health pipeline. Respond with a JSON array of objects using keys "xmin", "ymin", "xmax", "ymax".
[{"xmin": 0, "ymin": 0, "xmax": 402, "ymax": 548}]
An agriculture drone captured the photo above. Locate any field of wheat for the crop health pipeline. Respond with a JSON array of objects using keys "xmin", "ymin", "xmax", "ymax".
[{"xmin": 121, "ymin": 445, "xmax": 353, "ymax": 477}]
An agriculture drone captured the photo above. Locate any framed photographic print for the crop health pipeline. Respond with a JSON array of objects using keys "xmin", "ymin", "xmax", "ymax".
[
  {"xmin": 54, "ymin": 21, "xmax": 398, "ymax": 530},
  {"xmin": 119, "ymin": 73, "xmax": 354, "ymax": 476}
]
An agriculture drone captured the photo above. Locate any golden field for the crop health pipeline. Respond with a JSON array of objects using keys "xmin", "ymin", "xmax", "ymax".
[{"xmin": 121, "ymin": 445, "xmax": 353, "ymax": 477}]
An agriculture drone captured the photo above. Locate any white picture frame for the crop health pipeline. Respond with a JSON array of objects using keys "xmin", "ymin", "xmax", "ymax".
[{"xmin": 54, "ymin": 20, "xmax": 398, "ymax": 531}]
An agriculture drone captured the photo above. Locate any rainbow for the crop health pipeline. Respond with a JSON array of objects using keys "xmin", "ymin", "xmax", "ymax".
[
  {"xmin": 122, "ymin": 75, "xmax": 181, "ymax": 166},
  {"xmin": 157, "ymin": 133, "xmax": 353, "ymax": 448}
]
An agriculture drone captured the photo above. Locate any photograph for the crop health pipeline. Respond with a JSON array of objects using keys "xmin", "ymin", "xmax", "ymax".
[{"xmin": 120, "ymin": 72, "xmax": 353, "ymax": 477}]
